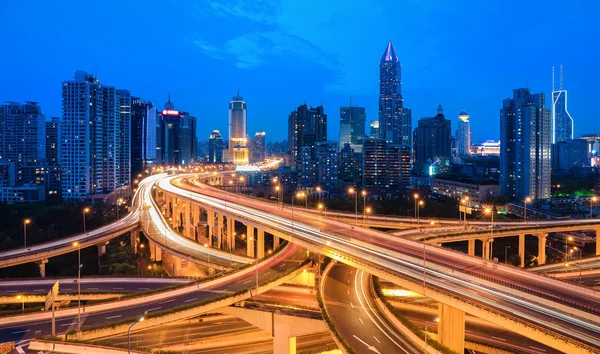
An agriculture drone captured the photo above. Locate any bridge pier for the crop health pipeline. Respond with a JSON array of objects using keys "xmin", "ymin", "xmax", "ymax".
[
  {"xmin": 481, "ymin": 238, "xmax": 493, "ymax": 260},
  {"xmin": 519, "ymin": 234, "xmax": 525, "ymax": 267},
  {"xmin": 171, "ymin": 255, "xmax": 182, "ymax": 276},
  {"xmin": 596, "ymin": 228, "xmax": 600, "ymax": 256},
  {"xmin": 247, "ymin": 225, "xmax": 255, "ymax": 258},
  {"xmin": 207, "ymin": 209, "xmax": 215, "ymax": 244},
  {"xmin": 97, "ymin": 242, "xmax": 107, "ymax": 257},
  {"xmin": 151, "ymin": 243, "xmax": 162, "ymax": 261},
  {"xmin": 438, "ymin": 303, "xmax": 465, "ymax": 354},
  {"xmin": 257, "ymin": 229, "xmax": 265, "ymax": 258},
  {"xmin": 274, "ymin": 235, "xmax": 280, "ymax": 249},
  {"xmin": 37, "ymin": 259, "xmax": 48, "ymax": 278},
  {"xmin": 467, "ymin": 239, "xmax": 475, "ymax": 256},
  {"xmin": 537, "ymin": 233, "xmax": 547, "ymax": 265},
  {"xmin": 131, "ymin": 230, "xmax": 140, "ymax": 252},
  {"xmin": 192, "ymin": 204, "xmax": 201, "ymax": 242},
  {"xmin": 183, "ymin": 202, "xmax": 191, "ymax": 239},
  {"xmin": 217, "ymin": 214, "xmax": 224, "ymax": 248},
  {"xmin": 226, "ymin": 216, "xmax": 234, "ymax": 250}
]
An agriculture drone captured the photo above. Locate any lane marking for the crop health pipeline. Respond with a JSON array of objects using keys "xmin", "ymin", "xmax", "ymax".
[
  {"xmin": 33, "ymin": 289, "xmax": 45, "ymax": 292},
  {"xmin": 147, "ymin": 307, "xmax": 162, "ymax": 312},
  {"xmin": 373, "ymin": 336, "xmax": 381, "ymax": 344},
  {"xmin": 5, "ymin": 290, "xmax": 16, "ymax": 293},
  {"xmin": 63, "ymin": 288, "xmax": 72, "ymax": 291},
  {"xmin": 106, "ymin": 315, "xmax": 121, "ymax": 320},
  {"xmin": 138, "ymin": 287, "xmax": 150, "ymax": 290},
  {"xmin": 264, "ymin": 271, "xmax": 271, "ymax": 275},
  {"xmin": 492, "ymin": 336, "xmax": 506, "ymax": 342},
  {"xmin": 159, "ymin": 299, "xmax": 175, "ymax": 304},
  {"xmin": 11, "ymin": 330, "xmax": 30, "ymax": 334},
  {"xmin": 358, "ymin": 317, "xmax": 364, "ymax": 324},
  {"xmin": 113, "ymin": 287, "xmax": 125, "ymax": 290},
  {"xmin": 529, "ymin": 346, "xmax": 547, "ymax": 352},
  {"xmin": 242, "ymin": 280, "xmax": 252, "ymax": 284},
  {"xmin": 350, "ymin": 302, "xmax": 354, "ymax": 308},
  {"xmin": 15, "ymin": 345, "xmax": 26, "ymax": 354},
  {"xmin": 185, "ymin": 297, "xmax": 198, "ymax": 303}
]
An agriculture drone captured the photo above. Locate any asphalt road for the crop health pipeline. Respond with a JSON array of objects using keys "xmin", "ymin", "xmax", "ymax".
[
  {"xmin": 323, "ymin": 262, "xmax": 421, "ymax": 354},
  {"xmin": 0, "ymin": 243, "xmax": 306, "ymax": 345},
  {"xmin": 0, "ymin": 278, "xmax": 190, "ymax": 295}
]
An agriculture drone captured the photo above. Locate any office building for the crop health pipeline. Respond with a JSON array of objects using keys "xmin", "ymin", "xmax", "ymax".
[
  {"xmin": 339, "ymin": 105, "xmax": 366, "ymax": 152},
  {"xmin": 552, "ymin": 139, "xmax": 589, "ymax": 172},
  {"xmin": 456, "ymin": 110, "xmax": 471, "ymax": 156},
  {"xmin": 552, "ymin": 65, "xmax": 574, "ymax": 143},
  {"xmin": 250, "ymin": 132, "xmax": 266, "ymax": 163},
  {"xmin": 226, "ymin": 91, "xmax": 248, "ymax": 165},
  {"xmin": 298, "ymin": 145, "xmax": 317, "ymax": 188},
  {"xmin": 45, "ymin": 117, "xmax": 61, "ymax": 196},
  {"xmin": 369, "ymin": 120, "xmax": 380, "ymax": 139},
  {"xmin": 500, "ymin": 88, "xmax": 551, "ymax": 199},
  {"xmin": 315, "ymin": 142, "xmax": 338, "ymax": 192},
  {"xmin": 60, "ymin": 71, "xmax": 131, "ymax": 201},
  {"xmin": 208, "ymin": 130, "xmax": 226, "ymax": 163},
  {"xmin": 131, "ymin": 98, "xmax": 157, "ymax": 178},
  {"xmin": 338, "ymin": 143, "xmax": 361, "ymax": 186},
  {"xmin": 288, "ymin": 103, "xmax": 327, "ymax": 169},
  {"xmin": 413, "ymin": 105, "xmax": 452, "ymax": 171},
  {"xmin": 432, "ymin": 177, "xmax": 500, "ymax": 207},
  {"xmin": 180, "ymin": 112, "xmax": 197, "ymax": 165},
  {"xmin": 470, "ymin": 140, "xmax": 501, "ymax": 156},
  {"xmin": 378, "ymin": 41, "xmax": 410, "ymax": 146},
  {"xmin": 157, "ymin": 95, "xmax": 182, "ymax": 167}
]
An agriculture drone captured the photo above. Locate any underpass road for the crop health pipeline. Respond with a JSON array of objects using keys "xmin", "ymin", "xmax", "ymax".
[{"xmin": 323, "ymin": 262, "xmax": 421, "ymax": 354}]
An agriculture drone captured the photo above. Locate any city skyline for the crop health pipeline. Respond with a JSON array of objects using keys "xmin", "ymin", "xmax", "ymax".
[{"xmin": 1, "ymin": 1, "xmax": 598, "ymax": 143}]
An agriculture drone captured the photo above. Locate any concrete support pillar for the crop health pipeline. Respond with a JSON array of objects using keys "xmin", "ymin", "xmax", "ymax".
[
  {"xmin": 247, "ymin": 225, "xmax": 255, "ymax": 258},
  {"xmin": 97, "ymin": 244, "xmax": 107, "ymax": 257},
  {"xmin": 537, "ymin": 233, "xmax": 547, "ymax": 265},
  {"xmin": 131, "ymin": 230, "xmax": 140, "ymax": 252},
  {"xmin": 226, "ymin": 217, "xmax": 234, "ymax": 250},
  {"xmin": 467, "ymin": 239, "xmax": 475, "ymax": 256},
  {"xmin": 192, "ymin": 204, "xmax": 200, "ymax": 241},
  {"xmin": 274, "ymin": 334, "xmax": 296, "ymax": 354},
  {"xmin": 257, "ymin": 229, "xmax": 265, "ymax": 259},
  {"xmin": 151, "ymin": 243, "xmax": 162, "ymax": 262},
  {"xmin": 480, "ymin": 239, "xmax": 488, "ymax": 260},
  {"xmin": 217, "ymin": 214, "xmax": 224, "ymax": 248},
  {"xmin": 596, "ymin": 228, "xmax": 600, "ymax": 256},
  {"xmin": 207, "ymin": 209, "xmax": 215, "ymax": 244},
  {"xmin": 519, "ymin": 234, "xmax": 525, "ymax": 268},
  {"xmin": 172, "ymin": 256, "xmax": 182, "ymax": 276},
  {"xmin": 38, "ymin": 259, "xmax": 48, "ymax": 278},
  {"xmin": 438, "ymin": 303, "xmax": 465, "ymax": 354},
  {"xmin": 274, "ymin": 235, "xmax": 280, "ymax": 249}
]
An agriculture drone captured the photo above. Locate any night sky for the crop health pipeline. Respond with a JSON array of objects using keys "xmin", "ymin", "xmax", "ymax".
[{"xmin": 1, "ymin": 0, "xmax": 598, "ymax": 143}]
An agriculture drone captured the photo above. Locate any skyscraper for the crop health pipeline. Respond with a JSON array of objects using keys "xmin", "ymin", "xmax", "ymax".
[
  {"xmin": 45, "ymin": 117, "xmax": 61, "ymax": 196},
  {"xmin": 378, "ymin": 41, "xmax": 410, "ymax": 145},
  {"xmin": 208, "ymin": 130, "xmax": 225, "ymax": 163},
  {"xmin": 552, "ymin": 139, "xmax": 589, "ymax": 172},
  {"xmin": 369, "ymin": 120, "xmax": 380, "ymax": 139},
  {"xmin": 116, "ymin": 89, "xmax": 131, "ymax": 187},
  {"xmin": 339, "ymin": 104, "xmax": 366, "ymax": 152},
  {"xmin": 288, "ymin": 103, "xmax": 327, "ymax": 169},
  {"xmin": 362, "ymin": 139, "xmax": 409, "ymax": 192},
  {"xmin": 315, "ymin": 142, "xmax": 338, "ymax": 192},
  {"xmin": 227, "ymin": 91, "xmax": 248, "ymax": 165},
  {"xmin": 552, "ymin": 65, "xmax": 574, "ymax": 143},
  {"xmin": 60, "ymin": 71, "xmax": 130, "ymax": 201},
  {"xmin": 500, "ymin": 88, "xmax": 551, "ymax": 199},
  {"xmin": 180, "ymin": 112, "xmax": 197, "ymax": 165},
  {"xmin": 456, "ymin": 110, "xmax": 471, "ymax": 156},
  {"xmin": 0, "ymin": 101, "xmax": 46, "ymax": 172},
  {"xmin": 249, "ymin": 132, "xmax": 266, "ymax": 163},
  {"xmin": 413, "ymin": 105, "xmax": 452, "ymax": 171},
  {"xmin": 131, "ymin": 97, "xmax": 157, "ymax": 178},
  {"xmin": 338, "ymin": 143, "xmax": 361, "ymax": 187}
]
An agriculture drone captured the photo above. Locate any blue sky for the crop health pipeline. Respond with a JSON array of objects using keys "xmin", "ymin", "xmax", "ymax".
[{"xmin": 0, "ymin": 0, "xmax": 598, "ymax": 143}]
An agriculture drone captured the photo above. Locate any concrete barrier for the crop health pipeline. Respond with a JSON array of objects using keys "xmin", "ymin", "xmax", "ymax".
[{"xmin": 28, "ymin": 339, "xmax": 150, "ymax": 354}]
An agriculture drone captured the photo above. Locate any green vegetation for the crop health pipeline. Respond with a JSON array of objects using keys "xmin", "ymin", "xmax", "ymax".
[{"xmin": 551, "ymin": 174, "xmax": 595, "ymax": 197}]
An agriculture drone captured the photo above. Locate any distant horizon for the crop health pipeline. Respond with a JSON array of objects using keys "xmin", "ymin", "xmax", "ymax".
[{"xmin": 1, "ymin": 1, "xmax": 598, "ymax": 143}]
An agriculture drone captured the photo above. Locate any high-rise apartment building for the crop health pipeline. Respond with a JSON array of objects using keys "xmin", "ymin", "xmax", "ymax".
[
  {"xmin": 208, "ymin": 130, "xmax": 226, "ymax": 163},
  {"xmin": 456, "ymin": 110, "xmax": 471, "ymax": 156},
  {"xmin": 315, "ymin": 142, "xmax": 338, "ymax": 192},
  {"xmin": 226, "ymin": 91, "xmax": 248, "ymax": 165},
  {"xmin": 60, "ymin": 71, "xmax": 131, "ymax": 201},
  {"xmin": 413, "ymin": 105, "xmax": 452, "ymax": 171},
  {"xmin": 339, "ymin": 105, "xmax": 366, "ymax": 152},
  {"xmin": 500, "ymin": 88, "xmax": 551, "ymax": 199},
  {"xmin": 45, "ymin": 117, "xmax": 61, "ymax": 196},
  {"xmin": 369, "ymin": 120, "xmax": 380, "ymax": 139},
  {"xmin": 552, "ymin": 65, "xmax": 574, "ymax": 143},
  {"xmin": 362, "ymin": 139, "xmax": 410, "ymax": 193},
  {"xmin": 338, "ymin": 143, "xmax": 361, "ymax": 187},
  {"xmin": 180, "ymin": 112, "xmax": 197, "ymax": 165},
  {"xmin": 288, "ymin": 103, "xmax": 327, "ymax": 170},
  {"xmin": 378, "ymin": 41, "xmax": 410, "ymax": 146},
  {"xmin": 249, "ymin": 132, "xmax": 266, "ymax": 163},
  {"xmin": 131, "ymin": 97, "xmax": 157, "ymax": 178}
]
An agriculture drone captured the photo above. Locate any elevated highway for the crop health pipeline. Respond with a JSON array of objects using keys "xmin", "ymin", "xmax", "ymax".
[{"xmin": 164, "ymin": 174, "xmax": 600, "ymax": 354}]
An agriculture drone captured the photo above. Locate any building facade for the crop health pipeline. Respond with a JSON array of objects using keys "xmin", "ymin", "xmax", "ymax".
[
  {"xmin": 500, "ymin": 88, "xmax": 551, "ymax": 199},
  {"xmin": 339, "ymin": 105, "xmax": 366, "ymax": 153},
  {"xmin": 362, "ymin": 139, "xmax": 410, "ymax": 194},
  {"xmin": 431, "ymin": 177, "xmax": 500, "ymax": 207},
  {"xmin": 551, "ymin": 139, "xmax": 589, "ymax": 172},
  {"xmin": 456, "ymin": 110, "xmax": 471, "ymax": 156},
  {"xmin": 250, "ymin": 132, "xmax": 266, "ymax": 163},
  {"xmin": 208, "ymin": 130, "xmax": 226, "ymax": 163},
  {"xmin": 131, "ymin": 97, "xmax": 157, "ymax": 178},
  {"xmin": 288, "ymin": 103, "xmax": 327, "ymax": 170},
  {"xmin": 45, "ymin": 117, "xmax": 61, "ymax": 196},
  {"xmin": 226, "ymin": 92, "xmax": 248, "ymax": 165}
]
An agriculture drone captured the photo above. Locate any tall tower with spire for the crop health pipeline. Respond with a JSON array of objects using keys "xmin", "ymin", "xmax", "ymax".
[
  {"xmin": 552, "ymin": 65, "xmax": 574, "ymax": 143},
  {"xmin": 226, "ymin": 91, "xmax": 248, "ymax": 164},
  {"xmin": 378, "ymin": 41, "xmax": 410, "ymax": 146}
]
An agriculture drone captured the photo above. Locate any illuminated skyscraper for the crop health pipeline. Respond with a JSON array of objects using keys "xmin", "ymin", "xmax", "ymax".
[
  {"xmin": 378, "ymin": 41, "xmax": 410, "ymax": 146},
  {"xmin": 131, "ymin": 97, "xmax": 157, "ymax": 178},
  {"xmin": 208, "ymin": 130, "xmax": 225, "ymax": 163},
  {"xmin": 339, "ymin": 104, "xmax": 366, "ymax": 152},
  {"xmin": 456, "ymin": 110, "xmax": 471, "ymax": 156},
  {"xmin": 227, "ymin": 91, "xmax": 248, "ymax": 165},
  {"xmin": 500, "ymin": 88, "xmax": 551, "ymax": 199},
  {"xmin": 288, "ymin": 103, "xmax": 327, "ymax": 169},
  {"xmin": 552, "ymin": 65, "xmax": 574, "ymax": 143}
]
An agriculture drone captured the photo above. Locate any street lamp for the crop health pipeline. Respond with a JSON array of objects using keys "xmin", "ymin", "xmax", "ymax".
[
  {"xmin": 128, "ymin": 311, "xmax": 147, "ymax": 354},
  {"xmin": 484, "ymin": 208, "xmax": 494, "ymax": 260},
  {"xmin": 72, "ymin": 242, "xmax": 81, "ymax": 333},
  {"xmin": 23, "ymin": 219, "xmax": 31, "ymax": 248},
  {"xmin": 524, "ymin": 197, "xmax": 532, "ymax": 223},
  {"xmin": 204, "ymin": 243, "xmax": 210, "ymax": 264},
  {"xmin": 413, "ymin": 194, "xmax": 419, "ymax": 219},
  {"xmin": 348, "ymin": 187, "xmax": 358, "ymax": 220},
  {"xmin": 317, "ymin": 202, "xmax": 325, "ymax": 218},
  {"xmin": 591, "ymin": 196, "xmax": 597, "ymax": 218},
  {"xmin": 361, "ymin": 190, "xmax": 367, "ymax": 219},
  {"xmin": 16, "ymin": 295, "xmax": 24, "ymax": 314},
  {"xmin": 417, "ymin": 200, "xmax": 424, "ymax": 229},
  {"xmin": 275, "ymin": 185, "xmax": 282, "ymax": 207},
  {"xmin": 316, "ymin": 186, "xmax": 322, "ymax": 203},
  {"xmin": 117, "ymin": 198, "xmax": 124, "ymax": 220},
  {"xmin": 82, "ymin": 207, "xmax": 90, "ymax": 233},
  {"xmin": 566, "ymin": 235, "xmax": 573, "ymax": 261}
]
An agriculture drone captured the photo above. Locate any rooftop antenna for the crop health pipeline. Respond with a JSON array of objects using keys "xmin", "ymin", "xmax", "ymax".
[
  {"xmin": 552, "ymin": 66, "xmax": 555, "ymax": 91},
  {"xmin": 560, "ymin": 64, "xmax": 564, "ymax": 90}
]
